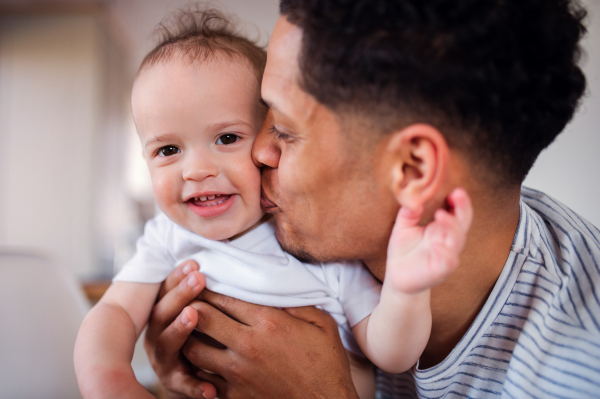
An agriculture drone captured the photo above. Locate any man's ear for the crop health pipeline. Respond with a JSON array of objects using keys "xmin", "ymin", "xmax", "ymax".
[{"xmin": 386, "ymin": 124, "xmax": 450, "ymax": 210}]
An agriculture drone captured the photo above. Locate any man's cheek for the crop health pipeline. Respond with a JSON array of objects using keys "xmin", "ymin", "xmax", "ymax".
[{"xmin": 281, "ymin": 161, "xmax": 318, "ymax": 196}]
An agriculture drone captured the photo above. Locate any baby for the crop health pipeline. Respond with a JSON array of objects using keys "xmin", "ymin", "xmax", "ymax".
[{"xmin": 74, "ymin": 7, "xmax": 472, "ymax": 399}]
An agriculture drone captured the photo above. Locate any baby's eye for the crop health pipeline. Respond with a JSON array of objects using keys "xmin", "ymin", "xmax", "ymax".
[
  {"xmin": 216, "ymin": 134, "xmax": 239, "ymax": 145},
  {"xmin": 157, "ymin": 145, "xmax": 180, "ymax": 157}
]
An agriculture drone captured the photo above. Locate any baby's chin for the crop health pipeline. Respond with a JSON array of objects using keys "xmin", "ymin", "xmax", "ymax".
[
  {"xmin": 188, "ymin": 224, "xmax": 242, "ymax": 242},
  {"xmin": 186, "ymin": 213, "xmax": 267, "ymax": 242}
]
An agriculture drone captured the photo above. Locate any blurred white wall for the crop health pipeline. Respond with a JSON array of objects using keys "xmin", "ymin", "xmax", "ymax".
[
  {"xmin": 524, "ymin": 0, "xmax": 600, "ymax": 227},
  {"xmin": 111, "ymin": 0, "xmax": 279, "ymax": 74},
  {"xmin": 0, "ymin": 15, "xmax": 103, "ymax": 278},
  {"xmin": 0, "ymin": 9, "xmax": 133, "ymax": 279}
]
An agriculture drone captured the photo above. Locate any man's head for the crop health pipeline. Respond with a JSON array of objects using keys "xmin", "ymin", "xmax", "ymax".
[{"xmin": 254, "ymin": 0, "xmax": 587, "ymax": 274}]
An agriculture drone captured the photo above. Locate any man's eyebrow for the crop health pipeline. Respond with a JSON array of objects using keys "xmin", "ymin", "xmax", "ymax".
[
  {"xmin": 260, "ymin": 98, "xmax": 285, "ymax": 115},
  {"xmin": 144, "ymin": 133, "xmax": 178, "ymax": 149}
]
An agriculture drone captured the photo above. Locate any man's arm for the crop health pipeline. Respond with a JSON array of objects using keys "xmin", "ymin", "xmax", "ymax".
[{"xmin": 145, "ymin": 262, "xmax": 360, "ymax": 399}]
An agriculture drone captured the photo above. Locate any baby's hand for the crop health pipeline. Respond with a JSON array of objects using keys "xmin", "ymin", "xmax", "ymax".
[{"xmin": 386, "ymin": 188, "xmax": 473, "ymax": 294}]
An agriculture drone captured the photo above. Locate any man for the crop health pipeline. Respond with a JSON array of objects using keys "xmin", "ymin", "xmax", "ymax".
[{"xmin": 143, "ymin": 1, "xmax": 600, "ymax": 398}]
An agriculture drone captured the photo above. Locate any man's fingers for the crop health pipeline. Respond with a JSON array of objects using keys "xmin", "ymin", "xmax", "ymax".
[
  {"xmin": 150, "ymin": 306, "xmax": 198, "ymax": 361},
  {"xmin": 160, "ymin": 260, "xmax": 200, "ymax": 297},
  {"xmin": 188, "ymin": 299, "xmax": 249, "ymax": 350},
  {"xmin": 195, "ymin": 369, "xmax": 227, "ymax": 399},
  {"xmin": 151, "ymin": 271, "xmax": 206, "ymax": 331},
  {"xmin": 182, "ymin": 335, "xmax": 234, "ymax": 378},
  {"xmin": 168, "ymin": 370, "xmax": 217, "ymax": 399},
  {"xmin": 198, "ymin": 289, "xmax": 280, "ymax": 326},
  {"xmin": 283, "ymin": 306, "xmax": 338, "ymax": 331}
]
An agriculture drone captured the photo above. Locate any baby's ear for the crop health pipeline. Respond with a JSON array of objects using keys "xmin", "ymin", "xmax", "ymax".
[{"xmin": 386, "ymin": 124, "xmax": 450, "ymax": 210}]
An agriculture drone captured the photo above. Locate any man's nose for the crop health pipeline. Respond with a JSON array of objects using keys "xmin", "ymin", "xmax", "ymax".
[
  {"xmin": 182, "ymin": 152, "xmax": 218, "ymax": 181},
  {"xmin": 252, "ymin": 110, "xmax": 281, "ymax": 169}
]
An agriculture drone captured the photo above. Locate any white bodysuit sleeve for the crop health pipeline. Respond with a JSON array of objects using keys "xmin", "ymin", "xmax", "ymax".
[
  {"xmin": 337, "ymin": 260, "xmax": 382, "ymax": 327},
  {"xmin": 113, "ymin": 213, "xmax": 177, "ymax": 283},
  {"xmin": 321, "ymin": 260, "xmax": 382, "ymax": 357}
]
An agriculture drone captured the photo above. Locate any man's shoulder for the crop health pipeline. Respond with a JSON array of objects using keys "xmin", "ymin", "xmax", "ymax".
[
  {"xmin": 505, "ymin": 187, "xmax": 600, "ymax": 397},
  {"xmin": 520, "ymin": 187, "xmax": 600, "ymax": 246},
  {"xmin": 520, "ymin": 187, "xmax": 600, "ymax": 274},
  {"xmin": 518, "ymin": 187, "xmax": 600, "ymax": 326}
]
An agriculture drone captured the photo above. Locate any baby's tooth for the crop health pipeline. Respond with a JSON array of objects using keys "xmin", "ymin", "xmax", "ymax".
[
  {"xmin": 200, "ymin": 196, "xmax": 207, "ymax": 201},
  {"xmin": 208, "ymin": 195, "xmax": 216, "ymax": 200}
]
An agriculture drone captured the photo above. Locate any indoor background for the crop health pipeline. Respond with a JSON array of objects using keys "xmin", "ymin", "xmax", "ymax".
[{"xmin": 0, "ymin": 0, "xmax": 598, "ymax": 397}]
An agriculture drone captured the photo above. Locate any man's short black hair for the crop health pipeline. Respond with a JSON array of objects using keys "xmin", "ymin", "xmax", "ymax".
[{"xmin": 280, "ymin": 0, "xmax": 587, "ymax": 187}]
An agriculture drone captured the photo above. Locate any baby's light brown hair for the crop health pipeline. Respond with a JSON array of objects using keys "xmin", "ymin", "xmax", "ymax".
[{"xmin": 138, "ymin": 4, "xmax": 267, "ymax": 83}]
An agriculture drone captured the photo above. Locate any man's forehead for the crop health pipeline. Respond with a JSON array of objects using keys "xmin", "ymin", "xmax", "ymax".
[
  {"xmin": 262, "ymin": 18, "xmax": 302, "ymax": 101},
  {"xmin": 262, "ymin": 17, "xmax": 321, "ymax": 125},
  {"xmin": 267, "ymin": 17, "xmax": 302, "ymax": 72}
]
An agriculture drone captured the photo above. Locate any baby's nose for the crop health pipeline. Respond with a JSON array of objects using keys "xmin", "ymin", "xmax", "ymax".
[{"xmin": 182, "ymin": 155, "xmax": 218, "ymax": 181}]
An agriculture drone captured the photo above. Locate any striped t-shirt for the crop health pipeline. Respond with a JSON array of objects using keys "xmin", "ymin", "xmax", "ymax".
[{"xmin": 376, "ymin": 187, "xmax": 600, "ymax": 398}]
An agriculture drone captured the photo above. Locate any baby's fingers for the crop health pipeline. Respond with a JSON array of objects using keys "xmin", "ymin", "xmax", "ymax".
[
  {"xmin": 393, "ymin": 205, "xmax": 424, "ymax": 231},
  {"xmin": 447, "ymin": 188, "xmax": 473, "ymax": 234},
  {"xmin": 429, "ymin": 189, "xmax": 472, "ymax": 251},
  {"xmin": 389, "ymin": 205, "xmax": 425, "ymax": 251},
  {"xmin": 426, "ymin": 242, "xmax": 461, "ymax": 283},
  {"xmin": 430, "ymin": 210, "xmax": 462, "ymax": 249}
]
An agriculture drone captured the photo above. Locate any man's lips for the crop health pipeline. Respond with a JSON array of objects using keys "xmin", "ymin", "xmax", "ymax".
[{"xmin": 260, "ymin": 189, "xmax": 277, "ymax": 212}]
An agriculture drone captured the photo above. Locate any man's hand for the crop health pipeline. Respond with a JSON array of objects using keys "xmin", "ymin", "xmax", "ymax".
[
  {"xmin": 182, "ymin": 290, "xmax": 360, "ymax": 399},
  {"xmin": 386, "ymin": 188, "xmax": 473, "ymax": 294},
  {"xmin": 143, "ymin": 261, "xmax": 217, "ymax": 399}
]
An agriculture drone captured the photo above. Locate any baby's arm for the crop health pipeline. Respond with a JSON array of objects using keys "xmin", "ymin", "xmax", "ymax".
[
  {"xmin": 347, "ymin": 351, "xmax": 376, "ymax": 399},
  {"xmin": 74, "ymin": 281, "xmax": 161, "ymax": 398},
  {"xmin": 353, "ymin": 188, "xmax": 472, "ymax": 373}
]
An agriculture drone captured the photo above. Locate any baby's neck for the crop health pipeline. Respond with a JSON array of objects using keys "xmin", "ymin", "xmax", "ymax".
[{"xmin": 226, "ymin": 213, "xmax": 271, "ymax": 242}]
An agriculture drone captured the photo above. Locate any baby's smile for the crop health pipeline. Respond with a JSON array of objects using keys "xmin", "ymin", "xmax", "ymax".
[
  {"xmin": 190, "ymin": 194, "xmax": 230, "ymax": 205},
  {"xmin": 186, "ymin": 194, "xmax": 236, "ymax": 218}
]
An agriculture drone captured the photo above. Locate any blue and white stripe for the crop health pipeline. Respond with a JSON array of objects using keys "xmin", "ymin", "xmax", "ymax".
[{"xmin": 376, "ymin": 187, "xmax": 600, "ymax": 398}]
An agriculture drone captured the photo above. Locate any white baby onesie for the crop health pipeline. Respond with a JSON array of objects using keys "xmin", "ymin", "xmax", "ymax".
[{"xmin": 114, "ymin": 213, "xmax": 382, "ymax": 355}]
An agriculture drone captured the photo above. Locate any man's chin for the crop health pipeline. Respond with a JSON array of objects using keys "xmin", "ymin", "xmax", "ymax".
[
  {"xmin": 279, "ymin": 240, "xmax": 321, "ymax": 264},
  {"xmin": 274, "ymin": 227, "xmax": 321, "ymax": 263}
]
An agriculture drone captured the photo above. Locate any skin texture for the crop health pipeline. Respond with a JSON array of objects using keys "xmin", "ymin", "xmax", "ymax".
[
  {"xmin": 132, "ymin": 55, "xmax": 265, "ymax": 241},
  {"xmin": 145, "ymin": 17, "xmax": 522, "ymax": 398}
]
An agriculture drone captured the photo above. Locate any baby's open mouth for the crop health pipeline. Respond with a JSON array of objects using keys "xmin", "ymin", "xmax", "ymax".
[{"xmin": 188, "ymin": 194, "xmax": 232, "ymax": 207}]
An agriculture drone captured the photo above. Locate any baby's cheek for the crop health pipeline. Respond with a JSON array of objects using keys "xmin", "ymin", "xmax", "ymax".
[
  {"xmin": 151, "ymin": 174, "xmax": 176, "ymax": 210},
  {"xmin": 233, "ymin": 156, "xmax": 261, "ymax": 185},
  {"xmin": 237, "ymin": 161, "xmax": 263, "ymax": 215},
  {"xmin": 246, "ymin": 165, "xmax": 263, "ymax": 198}
]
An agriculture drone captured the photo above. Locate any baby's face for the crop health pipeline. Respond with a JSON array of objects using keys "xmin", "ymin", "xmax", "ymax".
[{"xmin": 132, "ymin": 56, "xmax": 266, "ymax": 240}]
